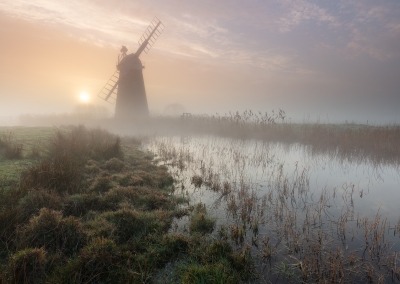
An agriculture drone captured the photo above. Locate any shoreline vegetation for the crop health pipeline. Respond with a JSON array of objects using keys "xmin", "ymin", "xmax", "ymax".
[
  {"xmin": 148, "ymin": 133, "xmax": 400, "ymax": 283},
  {"xmin": 9, "ymin": 109, "xmax": 400, "ymax": 166},
  {"xmin": 0, "ymin": 126, "xmax": 254, "ymax": 283},
  {"xmin": 1, "ymin": 112, "xmax": 400, "ymax": 283}
]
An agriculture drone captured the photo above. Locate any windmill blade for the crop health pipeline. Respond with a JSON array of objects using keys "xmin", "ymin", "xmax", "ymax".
[
  {"xmin": 135, "ymin": 17, "xmax": 165, "ymax": 57},
  {"xmin": 97, "ymin": 70, "xmax": 119, "ymax": 104},
  {"xmin": 104, "ymin": 81, "xmax": 118, "ymax": 101}
]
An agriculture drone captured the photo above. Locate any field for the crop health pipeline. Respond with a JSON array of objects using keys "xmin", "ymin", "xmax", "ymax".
[
  {"xmin": 0, "ymin": 127, "xmax": 55, "ymax": 183},
  {"xmin": 1, "ymin": 117, "xmax": 400, "ymax": 283}
]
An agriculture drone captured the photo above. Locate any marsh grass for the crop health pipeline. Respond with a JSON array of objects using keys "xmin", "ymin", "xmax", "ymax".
[
  {"xmin": 147, "ymin": 111, "xmax": 400, "ymax": 166},
  {"xmin": 16, "ymin": 208, "xmax": 86, "ymax": 255},
  {"xmin": 2, "ymin": 115, "xmax": 399, "ymax": 283},
  {"xmin": 103, "ymin": 157, "xmax": 125, "ymax": 171},
  {"xmin": 17, "ymin": 188, "xmax": 63, "ymax": 218},
  {"xmin": 0, "ymin": 132, "xmax": 23, "ymax": 159},
  {"xmin": 17, "ymin": 109, "xmax": 400, "ymax": 166},
  {"xmin": 0, "ymin": 127, "xmax": 61, "ymax": 185},
  {"xmin": 28, "ymin": 140, "xmax": 42, "ymax": 159},
  {"xmin": 47, "ymin": 125, "xmax": 123, "ymax": 161},
  {"xmin": 0, "ymin": 125, "xmax": 253, "ymax": 283},
  {"xmin": 189, "ymin": 203, "xmax": 216, "ymax": 235},
  {"xmin": 4, "ymin": 248, "xmax": 46, "ymax": 284},
  {"xmin": 175, "ymin": 239, "xmax": 255, "ymax": 283},
  {"xmin": 20, "ymin": 154, "xmax": 85, "ymax": 195},
  {"xmin": 148, "ymin": 128, "xmax": 400, "ymax": 283}
]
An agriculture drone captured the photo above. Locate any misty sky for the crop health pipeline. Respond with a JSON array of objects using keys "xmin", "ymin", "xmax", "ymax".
[{"xmin": 0, "ymin": 0, "xmax": 399, "ymax": 123}]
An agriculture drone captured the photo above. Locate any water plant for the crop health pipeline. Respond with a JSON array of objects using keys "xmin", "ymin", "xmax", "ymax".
[
  {"xmin": 189, "ymin": 203, "xmax": 216, "ymax": 235},
  {"xmin": 147, "ymin": 127, "xmax": 400, "ymax": 283}
]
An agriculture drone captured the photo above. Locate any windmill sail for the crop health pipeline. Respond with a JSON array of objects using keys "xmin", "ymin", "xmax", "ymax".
[
  {"xmin": 136, "ymin": 17, "xmax": 165, "ymax": 56},
  {"xmin": 97, "ymin": 70, "xmax": 119, "ymax": 104}
]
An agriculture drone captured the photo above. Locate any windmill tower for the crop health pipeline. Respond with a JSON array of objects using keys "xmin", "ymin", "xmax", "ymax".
[{"xmin": 98, "ymin": 17, "xmax": 165, "ymax": 120}]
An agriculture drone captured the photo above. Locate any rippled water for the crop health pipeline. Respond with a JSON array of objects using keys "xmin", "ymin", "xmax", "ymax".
[{"xmin": 146, "ymin": 135, "xmax": 400, "ymax": 282}]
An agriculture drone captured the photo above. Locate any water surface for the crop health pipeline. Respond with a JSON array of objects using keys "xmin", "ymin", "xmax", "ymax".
[{"xmin": 146, "ymin": 135, "xmax": 400, "ymax": 282}]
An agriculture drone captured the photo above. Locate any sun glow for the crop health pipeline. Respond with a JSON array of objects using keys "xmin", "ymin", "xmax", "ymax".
[{"xmin": 79, "ymin": 92, "xmax": 90, "ymax": 102}]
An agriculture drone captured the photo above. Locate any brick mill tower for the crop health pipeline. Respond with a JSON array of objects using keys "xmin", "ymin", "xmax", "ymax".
[{"xmin": 98, "ymin": 17, "xmax": 164, "ymax": 120}]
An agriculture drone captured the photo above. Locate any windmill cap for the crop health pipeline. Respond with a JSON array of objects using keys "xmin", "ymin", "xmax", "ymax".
[{"xmin": 117, "ymin": 54, "xmax": 143, "ymax": 75}]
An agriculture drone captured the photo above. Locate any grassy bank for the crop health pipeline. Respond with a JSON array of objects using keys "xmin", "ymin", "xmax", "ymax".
[
  {"xmin": 0, "ymin": 126, "xmax": 255, "ymax": 283},
  {"xmin": 0, "ymin": 127, "xmax": 55, "ymax": 184}
]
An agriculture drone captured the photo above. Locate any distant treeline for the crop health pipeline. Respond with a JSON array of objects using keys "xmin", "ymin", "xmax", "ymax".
[{"xmin": 17, "ymin": 105, "xmax": 112, "ymax": 127}]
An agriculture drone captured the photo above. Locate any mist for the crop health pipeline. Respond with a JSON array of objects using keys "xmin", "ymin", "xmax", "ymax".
[
  {"xmin": 1, "ymin": 1, "xmax": 400, "ymax": 125},
  {"xmin": 2, "ymin": 2, "xmax": 400, "ymax": 282}
]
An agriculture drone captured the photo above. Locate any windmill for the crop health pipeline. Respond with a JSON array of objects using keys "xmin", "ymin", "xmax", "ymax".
[{"xmin": 98, "ymin": 17, "xmax": 165, "ymax": 120}]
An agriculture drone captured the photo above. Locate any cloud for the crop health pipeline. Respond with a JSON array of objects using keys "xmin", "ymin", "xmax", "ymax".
[
  {"xmin": 1, "ymin": 0, "xmax": 399, "ymax": 72},
  {"xmin": 277, "ymin": 0, "xmax": 339, "ymax": 32},
  {"xmin": 338, "ymin": 0, "xmax": 400, "ymax": 59},
  {"xmin": 0, "ymin": 0, "xmax": 154, "ymax": 45}
]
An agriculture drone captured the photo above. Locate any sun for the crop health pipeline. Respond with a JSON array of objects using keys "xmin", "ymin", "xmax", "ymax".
[{"xmin": 79, "ymin": 92, "xmax": 90, "ymax": 102}]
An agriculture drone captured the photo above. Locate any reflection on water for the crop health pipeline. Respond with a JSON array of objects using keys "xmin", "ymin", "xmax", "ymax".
[{"xmin": 146, "ymin": 135, "xmax": 400, "ymax": 282}]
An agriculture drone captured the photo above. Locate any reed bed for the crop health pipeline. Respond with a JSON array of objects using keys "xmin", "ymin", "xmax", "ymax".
[
  {"xmin": 13, "ymin": 109, "xmax": 400, "ymax": 167},
  {"xmin": 144, "ymin": 111, "xmax": 400, "ymax": 167},
  {"xmin": 147, "ymin": 134, "xmax": 400, "ymax": 283}
]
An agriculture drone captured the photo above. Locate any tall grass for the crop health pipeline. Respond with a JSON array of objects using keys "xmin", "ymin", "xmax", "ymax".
[
  {"xmin": 18, "ymin": 126, "xmax": 123, "ymax": 195},
  {"xmin": 1, "ymin": 125, "xmax": 254, "ymax": 283},
  {"xmin": 47, "ymin": 125, "xmax": 123, "ymax": 161},
  {"xmin": 147, "ymin": 110, "xmax": 400, "ymax": 165},
  {"xmin": 0, "ymin": 132, "xmax": 23, "ymax": 159},
  {"xmin": 147, "ymin": 131, "xmax": 400, "ymax": 283},
  {"xmin": 15, "ymin": 109, "xmax": 400, "ymax": 165}
]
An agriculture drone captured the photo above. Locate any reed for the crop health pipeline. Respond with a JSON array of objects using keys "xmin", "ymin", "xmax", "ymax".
[
  {"xmin": 147, "ymin": 111, "xmax": 400, "ymax": 166},
  {"xmin": 147, "ymin": 129, "xmax": 400, "ymax": 283}
]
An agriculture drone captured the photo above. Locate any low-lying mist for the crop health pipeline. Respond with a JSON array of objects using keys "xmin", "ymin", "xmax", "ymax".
[{"xmin": 2, "ymin": 108, "xmax": 399, "ymax": 167}]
